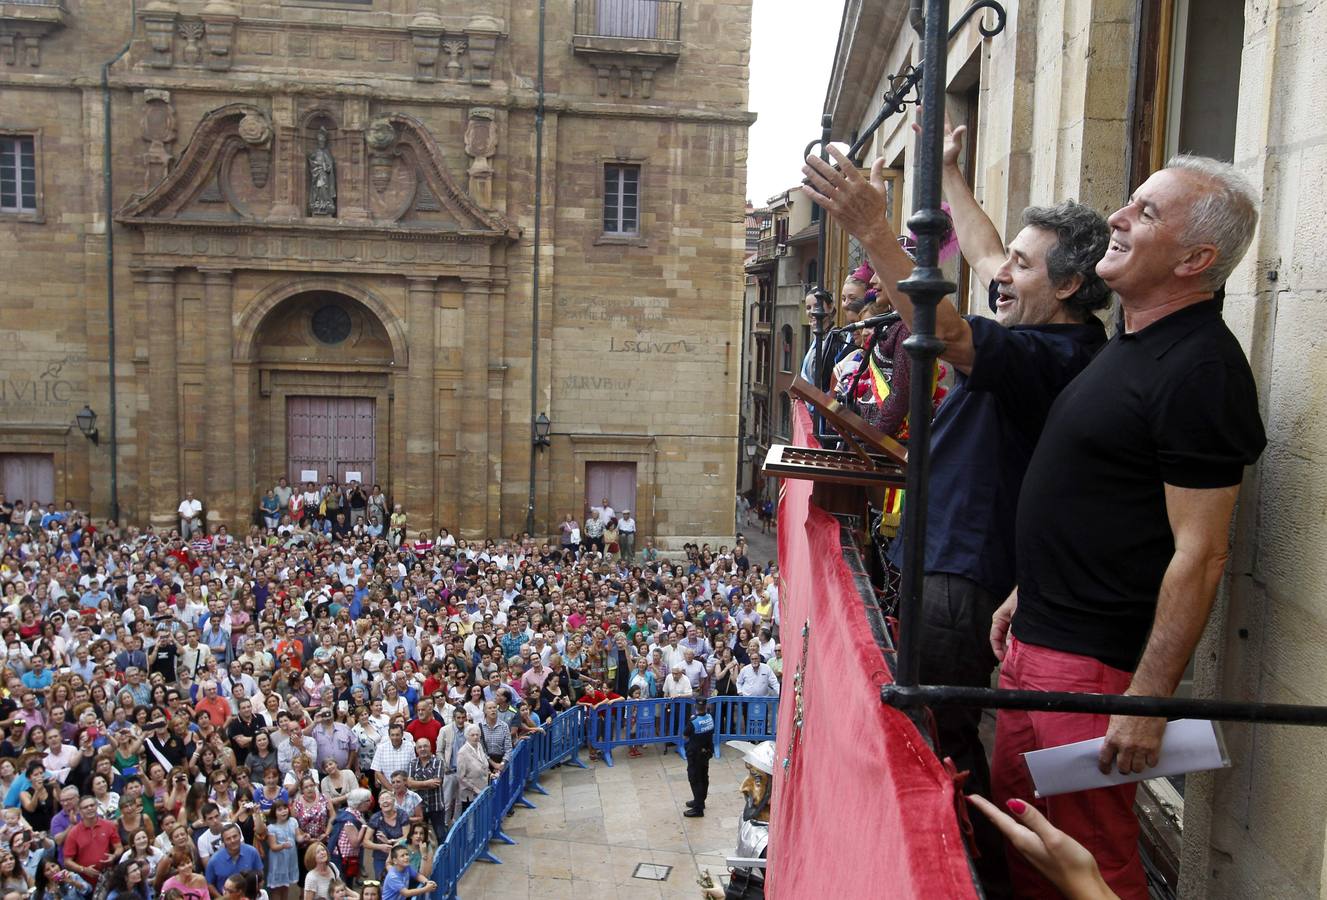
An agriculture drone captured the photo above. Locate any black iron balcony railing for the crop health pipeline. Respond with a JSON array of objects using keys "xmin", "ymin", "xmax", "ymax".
[{"xmin": 573, "ymin": 0, "xmax": 681, "ymax": 42}]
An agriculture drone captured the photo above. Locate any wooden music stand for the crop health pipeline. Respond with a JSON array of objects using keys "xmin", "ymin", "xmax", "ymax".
[
  {"xmin": 760, "ymin": 377, "xmax": 908, "ymax": 488},
  {"xmin": 790, "ymin": 376, "xmax": 907, "ymax": 463},
  {"xmin": 762, "ymin": 444, "xmax": 907, "ymax": 487}
]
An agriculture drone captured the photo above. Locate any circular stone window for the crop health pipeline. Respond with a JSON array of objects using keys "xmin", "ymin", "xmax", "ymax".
[{"xmin": 311, "ymin": 304, "xmax": 352, "ymax": 345}]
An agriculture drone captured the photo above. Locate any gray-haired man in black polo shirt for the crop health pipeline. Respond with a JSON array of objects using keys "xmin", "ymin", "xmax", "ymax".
[
  {"xmin": 987, "ymin": 156, "xmax": 1266, "ymax": 899},
  {"xmin": 804, "ymin": 121, "xmax": 1110, "ymax": 898}
]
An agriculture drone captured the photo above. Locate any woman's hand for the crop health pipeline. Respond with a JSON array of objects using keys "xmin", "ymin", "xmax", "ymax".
[{"xmin": 967, "ymin": 796, "xmax": 1118, "ymax": 900}]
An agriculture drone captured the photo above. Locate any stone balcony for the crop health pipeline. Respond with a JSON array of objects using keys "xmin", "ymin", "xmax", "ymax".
[
  {"xmin": 572, "ymin": 0, "xmax": 681, "ymax": 63},
  {"xmin": 0, "ymin": 0, "xmax": 69, "ymax": 68}
]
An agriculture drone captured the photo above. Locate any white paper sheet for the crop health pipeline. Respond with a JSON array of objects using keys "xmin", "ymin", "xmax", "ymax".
[
  {"xmin": 1023, "ymin": 719, "xmax": 1229, "ymax": 797},
  {"xmin": 300, "ymin": 469, "xmax": 318, "ymax": 482},
  {"xmin": 345, "ymin": 471, "xmax": 362, "ymax": 484}
]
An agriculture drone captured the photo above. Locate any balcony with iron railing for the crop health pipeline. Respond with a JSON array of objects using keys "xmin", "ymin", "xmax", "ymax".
[{"xmin": 572, "ymin": 0, "xmax": 682, "ymax": 60}]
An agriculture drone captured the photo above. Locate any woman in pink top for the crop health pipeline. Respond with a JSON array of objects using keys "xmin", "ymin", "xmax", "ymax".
[{"xmin": 160, "ymin": 848, "xmax": 209, "ymax": 900}]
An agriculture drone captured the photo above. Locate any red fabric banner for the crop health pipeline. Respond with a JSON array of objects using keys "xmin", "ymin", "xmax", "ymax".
[{"xmin": 768, "ymin": 402, "xmax": 977, "ymax": 900}]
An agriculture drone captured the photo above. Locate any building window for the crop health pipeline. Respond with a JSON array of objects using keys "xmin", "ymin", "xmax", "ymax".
[
  {"xmin": 756, "ymin": 278, "xmax": 772, "ymax": 324},
  {"xmin": 0, "ymin": 136, "xmax": 37, "ymax": 214},
  {"xmin": 603, "ymin": 163, "xmax": 640, "ymax": 235},
  {"xmin": 806, "ymin": 260, "xmax": 818, "ymax": 287},
  {"xmin": 780, "ymin": 325, "xmax": 793, "ymax": 372},
  {"xmin": 779, "ymin": 393, "xmax": 791, "ymax": 437},
  {"xmin": 754, "ymin": 336, "xmax": 770, "ymax": 385}
]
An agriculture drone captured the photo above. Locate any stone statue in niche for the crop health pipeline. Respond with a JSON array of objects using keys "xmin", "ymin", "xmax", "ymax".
[{"xmin": 307, "ymin": 126, "xmax": 337, "ymax": 216}]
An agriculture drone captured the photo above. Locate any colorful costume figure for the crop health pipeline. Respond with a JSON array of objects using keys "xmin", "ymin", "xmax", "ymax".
[{"xmin": 699, "ymin": 740, "xmax": 774, "ymax": 900}]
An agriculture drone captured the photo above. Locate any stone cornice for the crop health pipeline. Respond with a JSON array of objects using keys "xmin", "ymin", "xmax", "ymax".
[
  {"xmin": 125, "ymin": 225, "xmax": 506, "ymax": 278},
  {"xmin": 118, "ymin": 216, "xmax": 513, "ymax": 242},
  {"xmin": 0, "ymin": 75, "xmax": 756, "ymax": 125}
]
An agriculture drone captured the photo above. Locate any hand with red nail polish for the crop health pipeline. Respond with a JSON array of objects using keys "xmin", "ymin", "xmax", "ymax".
[{"xmin": 967, "ymin": 795, "xmax": 1120, "ymax": 900}]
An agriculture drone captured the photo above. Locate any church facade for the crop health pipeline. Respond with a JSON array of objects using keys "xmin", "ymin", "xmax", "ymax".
[{"xmin": 0, "ymin": 0, "xmax": 753, "ymax": 543}]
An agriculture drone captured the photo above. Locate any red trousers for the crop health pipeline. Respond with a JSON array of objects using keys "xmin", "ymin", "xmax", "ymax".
[{"xmin": 990, "ymin": 638, "xmax": 1149, "ymax": 900}]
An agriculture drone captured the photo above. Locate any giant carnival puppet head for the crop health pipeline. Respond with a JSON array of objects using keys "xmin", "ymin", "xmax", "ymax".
[{"xmin": 726, "ymin": 739, "xmax": 776, "ymax": 824}]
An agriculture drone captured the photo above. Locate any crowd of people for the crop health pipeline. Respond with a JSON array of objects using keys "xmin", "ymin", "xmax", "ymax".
[{"xmin": 0, "ymin": 485, "xmax": 782, "ymax": 900}]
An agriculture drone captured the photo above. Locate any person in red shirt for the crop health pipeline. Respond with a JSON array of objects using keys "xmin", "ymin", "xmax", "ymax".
[
  {"xmin": 404, "ymin": 696, "xmax": 443, "ymax": 752},
  {"xmin": 63, "ymin": 794, "xmax": 123, "ymax": 884},
  {"xmin": 194, "ymin": 680, "xmax": 232, "ymax": 729},
  {"xmin": 420, "ymin": 664, "xmax": 445, "ymax": 700}
]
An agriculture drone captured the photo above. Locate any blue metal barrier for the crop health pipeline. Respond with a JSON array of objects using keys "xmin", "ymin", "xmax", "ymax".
[
  {"xmin": 428, "ymin": 699, "xmax": 778, "ymax": 897},
  {"xmin": 433, "ymin": 776, "xmax": 503, "ymax": 900},
  {"xmin": 584, "ymin": 696, "xmax": 780, "ymax": 766},
  {"xmin": 585, "ymin": 697, "xmax": 692, "ymax": 766},
  {"xmin": 527, "ymin": 704, "xmax": 587, "ymax": 795},
  {"xmin": 708, "ymin": 695, "xmax": 779, "ymax": 757}
]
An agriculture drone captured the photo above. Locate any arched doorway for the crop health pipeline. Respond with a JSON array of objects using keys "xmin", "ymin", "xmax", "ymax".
[{"xmin": 244, "ymin": 285, "xmax": 402, "ymax": 502}]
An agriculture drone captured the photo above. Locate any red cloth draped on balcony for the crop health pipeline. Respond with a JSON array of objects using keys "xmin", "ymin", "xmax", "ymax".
[{"xmin": 767, "ymin": 401, "xmax": 977, "ymax": 900}]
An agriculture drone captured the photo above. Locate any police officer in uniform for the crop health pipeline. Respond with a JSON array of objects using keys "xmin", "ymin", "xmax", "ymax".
[{"xmin": 683, "ymin": 699, "xmax": 715, "ymax": 817}]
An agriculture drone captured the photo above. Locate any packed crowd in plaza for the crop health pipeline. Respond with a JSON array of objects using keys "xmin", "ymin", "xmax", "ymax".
[{"xmin": 0, "ymin": 488, "xmax": 782, "ymax": 900}]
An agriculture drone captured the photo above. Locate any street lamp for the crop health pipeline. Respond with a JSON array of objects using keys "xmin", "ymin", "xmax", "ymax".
[
  {"xmin": 744, "ymin": 437, "xmax": 758, "ymax": 461},
  {"xmin": 75, "ymin": 405, "xmax": 99, "ymax": 445},
  {"xmin": 526, "ymin": 412, "xmax": 553, "ymax": 537}
]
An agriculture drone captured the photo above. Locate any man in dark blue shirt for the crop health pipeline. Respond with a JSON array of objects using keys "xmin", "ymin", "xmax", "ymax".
[
  {"xmin": 804, "ymin": 125, "xmax": 1110, "ymax": 896},
  {"xmin": 204, "ymin": 824, "xmax": 264, "ymax": 897}
]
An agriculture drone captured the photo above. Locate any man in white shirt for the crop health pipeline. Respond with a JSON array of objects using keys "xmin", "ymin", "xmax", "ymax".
[
  {"xmin": 659, "ymin": 633, "xmax": 687, "ymax": 672},
  {"xmin": 178, "ymin": 492, "xmax": 203, "ymax": 538},
  {"xmin": 662, "ymin": 665, "xmax": 694, "ymax": 698},
  {"xmin": 680, "ymin": 648, "xmax": 707, "ymax": 695},
  {"xmin": 737, "ymin": 653, "xmax": 780, "ymax": 697},
  {"xmin": 596, "ymin": 498, "xmax": 615, "ymax": 525},
  {"xmin": 617, "ymin": 510, "xmax": 637, "ymax": 562}
]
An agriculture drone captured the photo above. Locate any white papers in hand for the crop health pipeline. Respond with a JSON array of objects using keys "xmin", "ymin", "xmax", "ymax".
[{"xmin": 1022, "ymin": 719, "xmax": 1229, "ymax": 798}]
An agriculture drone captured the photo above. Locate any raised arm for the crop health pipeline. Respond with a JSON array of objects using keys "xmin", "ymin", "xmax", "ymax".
[
  {"xmin": 802, "ymin": 147, "xmax": 977, "ymax": 373},
  {"xmin": 1098, "ymin": 483, "xmax": 1241, "ymax": 775},
  {"xmin": 935, "ymin": 118, "xmax": 1006, "ymax": 288}
]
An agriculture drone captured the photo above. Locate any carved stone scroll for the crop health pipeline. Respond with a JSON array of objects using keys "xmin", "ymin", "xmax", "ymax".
[
  {"xmin": 238, "ymin": 110, "xmax": 273, "ymax": 188},
  {"xmin": 366, "ymin": 118, "xmax": 398, "ymax": 194}
]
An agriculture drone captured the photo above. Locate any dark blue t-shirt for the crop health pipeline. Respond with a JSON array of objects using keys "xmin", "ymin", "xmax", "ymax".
[{"xmin": 888, "ymin": 313, "xmax": 1106, "ymax": 597}]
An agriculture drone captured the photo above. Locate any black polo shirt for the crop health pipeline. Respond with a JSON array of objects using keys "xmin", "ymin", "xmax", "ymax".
[
  {"xmin": 227, "ymin": 712, "xmax": 263, "ymax": 765},
  {"xmin": 888, "ymin": 312, "xmax": 1106, "ymax": 598},
  {"xmin": 1012, "ymin": 300, "xmax": 1266, "ymax": 670}
]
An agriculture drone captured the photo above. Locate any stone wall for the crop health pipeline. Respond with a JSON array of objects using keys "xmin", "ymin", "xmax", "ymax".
[
  {"xmin": 0, "ymin": 0, "xmax": 754, "ymax": 545},
  {"xmin": 1179, "ymin": 1, "xmax": 1327, "ymax": 896},
  {"xmin": 831, "ymin": 0, "xmax": 1327, "ymax": 895}
]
